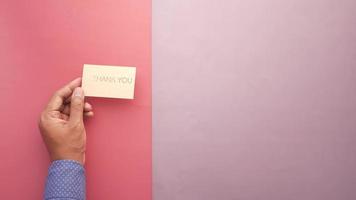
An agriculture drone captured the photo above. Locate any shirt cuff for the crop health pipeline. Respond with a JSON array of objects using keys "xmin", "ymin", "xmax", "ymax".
[{"xmin": 44, "ymin": 160, "xmax": 86, "ymax": 200}]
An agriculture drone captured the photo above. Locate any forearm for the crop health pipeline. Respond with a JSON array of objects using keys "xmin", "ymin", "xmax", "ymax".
[{"xmin": 44, "ymin": 160, "xmax": 86, "ymax": 200}]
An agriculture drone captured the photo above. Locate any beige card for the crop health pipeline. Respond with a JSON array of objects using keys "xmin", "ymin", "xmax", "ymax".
[{"xmin": 81, "ymin": 64, "xmax": 136, "ymax": 99}]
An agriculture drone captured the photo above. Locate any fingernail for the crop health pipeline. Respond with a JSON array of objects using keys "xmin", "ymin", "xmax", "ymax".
[{"xmin": 73, "ymin": 87, "xmax": 83, "ymax": 98}]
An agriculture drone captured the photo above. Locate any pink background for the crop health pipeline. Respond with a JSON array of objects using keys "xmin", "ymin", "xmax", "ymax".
[
  {"xmin": 0, "ymin": 1, "xmax": 151, "ymax": 199},
  {"xmin": 153, "ymin": 0, "xmax": 356, "ymax": 199}
]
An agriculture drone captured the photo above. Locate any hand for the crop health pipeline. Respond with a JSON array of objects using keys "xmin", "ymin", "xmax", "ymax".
[{"xmin": 38, "ymin": 78, "xmax": 94, "ymax": 165}]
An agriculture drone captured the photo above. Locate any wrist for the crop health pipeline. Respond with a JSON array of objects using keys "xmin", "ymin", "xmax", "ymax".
[{"xmin": 50, "ymin": 152, "xmax": 85, "ymax": 165}]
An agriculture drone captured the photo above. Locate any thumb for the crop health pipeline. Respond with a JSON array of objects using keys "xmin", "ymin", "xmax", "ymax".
[{"xmin": 69, "ymin": 87, "xmax": 85, "ymax": 124}]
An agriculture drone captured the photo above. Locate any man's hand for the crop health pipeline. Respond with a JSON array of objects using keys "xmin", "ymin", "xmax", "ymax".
[{"xmin": 39, "ymin": 78, "xmax": 94, "ymax": 165}]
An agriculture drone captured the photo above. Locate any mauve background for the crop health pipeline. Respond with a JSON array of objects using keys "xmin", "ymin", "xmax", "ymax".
[{"xmin": 153, "ymin": 0, "xmax": 356, "ymax": 200}]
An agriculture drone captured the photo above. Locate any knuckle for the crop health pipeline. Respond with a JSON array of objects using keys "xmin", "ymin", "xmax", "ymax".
[
  {"xmin": 71, "ymin": 98, "xmax": 83, "ymax": 108},
  {"xmin": 38, "ymin": 112, "xmax": 47, "ymax": 127},
  {"xmin": 53, "ymin": 91, "xmax": 61, "ymax": 98},
  {"xmin": 38, "ymin": 120, "xmax": 43, "ymax": 130},
  {"xmin": 64, "ymin": 86, "xmax": 71, "ymax": 94},
  {"xmin": 54, "ymin": 86, "xmax": 70, "ymax": 97},
  {"xmin": 38, "ymin": 113, "xmax": 51, "ymax": 135},
  {"xmin": 69, "ymin": 122, "xmax": 84, "ymax": 131}
]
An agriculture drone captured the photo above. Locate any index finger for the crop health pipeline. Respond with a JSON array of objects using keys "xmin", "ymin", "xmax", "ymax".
[{"xmin": 45, "ymin": 77, "xmax": 82, "ymax": 112}]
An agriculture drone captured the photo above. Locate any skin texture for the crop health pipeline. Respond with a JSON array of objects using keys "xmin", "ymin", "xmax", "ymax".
[{"xmin": 38, "ymin": 78, "xmax": 94, "ymax": 165}]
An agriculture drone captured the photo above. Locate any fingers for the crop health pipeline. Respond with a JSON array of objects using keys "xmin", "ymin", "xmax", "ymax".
[
  {"xmin": 46, "ymin": 78, "xmax": 82, "ymax": 112},
  {"xmin": 69, "ymin": 87, "xmax": 85, "ymax": 124},
  {"xmin": 62, "ymin": 102, "xmax": 93, "ymax": 115},
  {"xmin": 84, "ymin": 111, "xmax": 94, "ymax": 117},
  {"xmin": 84, "ymin": 102, "xmax": 92, "ymax": 112}
]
